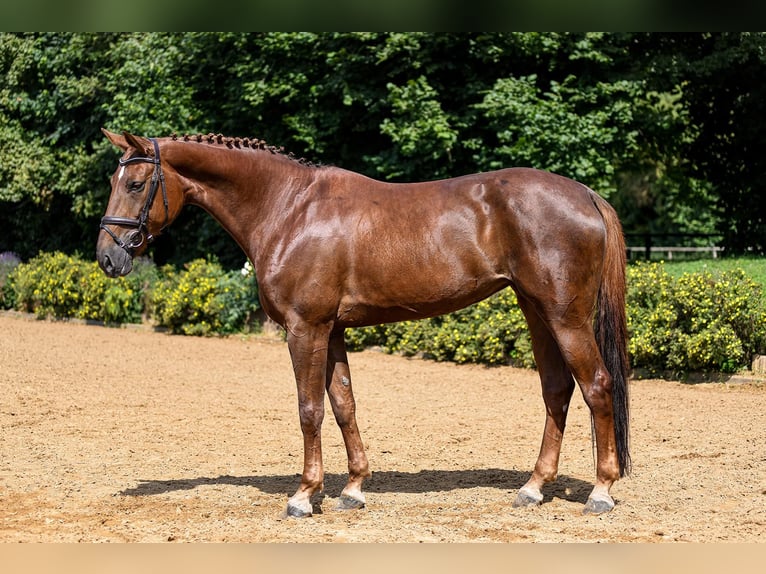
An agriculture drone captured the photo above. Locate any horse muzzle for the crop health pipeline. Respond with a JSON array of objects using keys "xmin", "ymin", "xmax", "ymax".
[{"xmin": 97, "ymin": 241, "xmax": 134, "ymax": 278}]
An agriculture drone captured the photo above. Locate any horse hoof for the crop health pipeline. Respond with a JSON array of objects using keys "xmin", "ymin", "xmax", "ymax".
[
  {"xmin": 582, "ymin": 496, "xmax": 615, "ymax": 515},
  {"xmin": 512, "ymin": 487, "xmax": 543, "ymax": 508},
  {"xmin": 336, "ymin": 494, "xmax": 366, "ymax": 511},
  {"xmin": 285, "ymin": 503, "xmax": 312, "ymax": 518}
]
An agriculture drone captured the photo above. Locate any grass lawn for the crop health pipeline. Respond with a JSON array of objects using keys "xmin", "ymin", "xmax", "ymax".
[{"xmin": 639, "ymin": 257, "xmax": 766, "ymax": 290}]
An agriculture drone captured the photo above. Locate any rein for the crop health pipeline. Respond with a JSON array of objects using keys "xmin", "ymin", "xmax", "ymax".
[{"xmin": 100, "ymin": 138, "xmax": 169, "ymax": 254}]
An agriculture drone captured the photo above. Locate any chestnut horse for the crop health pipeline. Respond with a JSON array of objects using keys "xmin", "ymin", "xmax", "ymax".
[{"xmin": 97, "ymin": 129, "xmax": 630, "ymax": 516}]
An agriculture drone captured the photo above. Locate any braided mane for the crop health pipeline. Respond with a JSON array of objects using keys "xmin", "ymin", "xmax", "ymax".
[{"xmin": 170, "ymin": 132, "xmax": 319, "ymax": 167}]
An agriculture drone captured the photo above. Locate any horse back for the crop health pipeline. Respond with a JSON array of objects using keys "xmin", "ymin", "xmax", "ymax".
[{"xmin": 258, "ymin": 166, "xmax": 606, "ymax": 328}]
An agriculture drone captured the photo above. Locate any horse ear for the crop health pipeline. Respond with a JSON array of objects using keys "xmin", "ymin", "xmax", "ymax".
[
  {"xmin": 122, "ymin": 131, "xmax": 154, "ymax": 156},
  {"xmin": 102, "ymin": 128, "xmax": 128, "ymax": 151}
]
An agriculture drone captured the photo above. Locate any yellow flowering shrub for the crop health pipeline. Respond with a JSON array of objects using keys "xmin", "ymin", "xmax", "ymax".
[
  {"xmin": 6, "ymin": 251, "xmax": 765, "ymax": 373},
  {"xmin": 627, "ymin": 262, "xmax": 766, "ymax": 373},
  {"xmin": 149, "ymin": 258, "xmax": 259, "ymax": 335},
  {"xmin": 346, "ymin": 289, "xmax": 535, "ymax": 368},
  {"xmin": 11, "ymin": 251, "xmax": 83, "ymax": 318},
  {"xmin": 349, "ymin": 261, "xmax": 766, "ymax": 373},
  {"xmin": 8, "ymin": 251, "xmax": 154, "ymax": 324}
]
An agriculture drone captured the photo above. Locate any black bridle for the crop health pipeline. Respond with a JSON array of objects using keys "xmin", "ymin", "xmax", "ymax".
[{"xmin": 100, "ymin": 138, "xmax": 169, "ymax": 254}]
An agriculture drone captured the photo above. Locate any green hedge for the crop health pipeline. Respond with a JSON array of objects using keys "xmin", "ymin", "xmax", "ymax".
[
  {"xmin": 150, "ymin": 258, "xmax": 260, "ymax": 335},
  {"xmin": 1, "ymin": 252, "xmax": 259, "ymax": 334},
  {"xmin": 347, "ymin": 262, "xmax": 766, "ymax": 374},
  {"xmin": 345, "ymin": 289, "xmax": 535, "ymax": 368},
  {"xmin": 1, "ymin": 252, "xmax": 765, "ymax": 374},
  {"xmin": 2, "ymin": 251, "xmax": 152, "ymax": 324},
  {"xmin": 627, "ymin": 261, "xmax": 766, "ymax": 373}
]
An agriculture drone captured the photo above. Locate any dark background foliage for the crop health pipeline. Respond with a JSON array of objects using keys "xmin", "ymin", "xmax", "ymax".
[{"xmin": 2, "ymin": 32, "xmax": 764, "ymax": 268}]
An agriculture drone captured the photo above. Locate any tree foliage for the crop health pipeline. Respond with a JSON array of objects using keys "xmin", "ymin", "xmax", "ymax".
[{"xmin": 1, "ymin": 32, "xmax": 765, "ymax": 266}]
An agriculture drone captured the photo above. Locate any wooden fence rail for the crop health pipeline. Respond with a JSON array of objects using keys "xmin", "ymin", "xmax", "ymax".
[
  {"xmin": 625, "ymin": 232, "xmax": 723, "ymax": 261},
  {"xmin": 626, "ymin": 245, "xmax": 723, "ymax": 260}
]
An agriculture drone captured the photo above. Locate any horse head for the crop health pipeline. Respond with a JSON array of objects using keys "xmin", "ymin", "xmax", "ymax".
[{"xmin": 97, "ymin": 129, "xmax": 183, "ymax": 277}]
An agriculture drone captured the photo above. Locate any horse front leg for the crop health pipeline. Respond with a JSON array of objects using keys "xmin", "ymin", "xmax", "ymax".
[
  {"xmin": 285, "ymin": 321, "xmax": 333, "ymax": 518},
  {"xmin": 326, "ymin": 330, "xmax": 371, "ymax": 510}
]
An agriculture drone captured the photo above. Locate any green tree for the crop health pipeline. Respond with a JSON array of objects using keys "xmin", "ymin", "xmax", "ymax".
[
  {"xmin": 2, "ymin": 32, "xmax": 763, "ymax": 265},
  {"xmin": 633, "ymin": 32, "xmax": 766, "ymax": 253},
  {"xmin": 0, "ymin": 33, "xmax": 204, "ymax": 259}
]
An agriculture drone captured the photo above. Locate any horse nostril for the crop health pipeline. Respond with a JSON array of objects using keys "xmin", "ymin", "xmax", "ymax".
[{"xmin": 103, "ymin": 254, "xmax": 114, "ymax": 275}]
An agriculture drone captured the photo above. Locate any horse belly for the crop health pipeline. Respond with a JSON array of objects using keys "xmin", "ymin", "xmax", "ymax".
[{"xmin": 337, "ymin": 247, "xmax": 509, "ymax": 327}]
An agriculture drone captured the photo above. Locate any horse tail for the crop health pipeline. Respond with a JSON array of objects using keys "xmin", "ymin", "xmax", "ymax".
[{"xmin": 590, "ymin": 191, "xmax": 631, "ymax": 477}]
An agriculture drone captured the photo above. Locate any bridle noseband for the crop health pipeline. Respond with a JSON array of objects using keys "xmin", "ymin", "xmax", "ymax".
[{"xmin": 100, "ymin": 138, "xmax": 169, "ymax": 254}]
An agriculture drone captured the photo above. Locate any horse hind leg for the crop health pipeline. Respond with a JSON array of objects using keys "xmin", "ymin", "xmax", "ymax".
[
  {"xmin": 551, "ymin": 325, "xmax": 622, "ymax": 515},
  {"xmin": 513, "ymin": 295, "xmax": 576, "ymax": 508},
  {"xmin": 326, "ymin": 330, "xmax": 371, "ymax": 510}
]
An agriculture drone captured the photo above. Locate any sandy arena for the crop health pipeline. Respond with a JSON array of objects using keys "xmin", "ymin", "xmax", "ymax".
[{"xmin": 1, "ymin": 313, "xmax": 764, "ymax": 542}]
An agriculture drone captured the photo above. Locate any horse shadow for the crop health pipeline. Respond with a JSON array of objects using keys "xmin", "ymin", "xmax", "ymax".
[{"xmin": 117, "ymin": 468, "xmax": 594, "ymax": 505}]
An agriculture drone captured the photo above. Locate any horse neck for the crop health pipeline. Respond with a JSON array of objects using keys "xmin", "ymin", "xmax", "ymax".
[{"xmin": 165, "ymin": 140, "xmax": 314, "ymax": 253}]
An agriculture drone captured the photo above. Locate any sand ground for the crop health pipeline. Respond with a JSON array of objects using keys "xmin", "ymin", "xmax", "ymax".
[{"xmin": 1, "ymin": 313, "xmax": 764, "ymax": 542}]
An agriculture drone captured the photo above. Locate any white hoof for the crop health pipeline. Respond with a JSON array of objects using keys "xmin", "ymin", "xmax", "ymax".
[
  {"xmin": 513, "ymin": 486, "xmax": 543, "ymax": 508},
  {"xmin": 285, "ymin": 496, "xmax": 313, "ymax": 518},
  {"xmin": 583, "ymin": 492, "xmax": 615, "ymax": 515}
]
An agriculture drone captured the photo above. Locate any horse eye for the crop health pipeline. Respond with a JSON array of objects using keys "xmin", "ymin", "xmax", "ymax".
[{"xmin": 127, "ymin": 180, "xmax": 146, "ymax": 193}]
